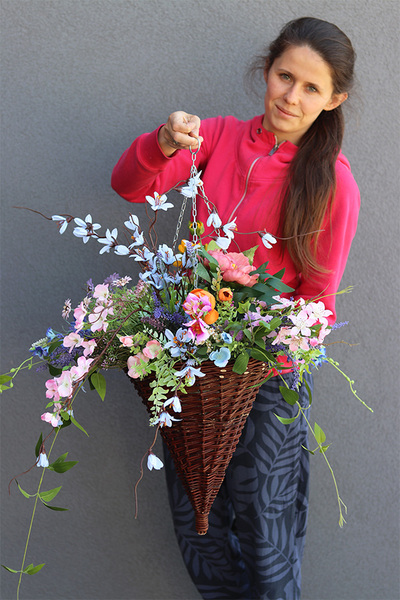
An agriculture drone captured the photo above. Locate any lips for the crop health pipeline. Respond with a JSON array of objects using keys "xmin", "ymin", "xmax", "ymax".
[{"xmin": 276, "ymin": 105, "xmax": 299, "ymax": 118}]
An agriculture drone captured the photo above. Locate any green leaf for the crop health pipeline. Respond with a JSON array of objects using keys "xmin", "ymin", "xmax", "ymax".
[
  {"xmin": 48, "ymin": 364, "xmax": 63, "ymax": 377},
  {"xmin": 319, "ymin": 444, "xmax": 331, "ymax": 454},
  {"xmin": 314, "ymin": 422, "xmax": 326, "ymax": 445},
  {"xmin": 242, "ymin": 245, "xmax": 258, "ymax": 264},
  {"xmin": 48, "ymin": 460, "xmax": 78, "ymax": 473},
  {"xmin": 232, "ymin": 352, "xmax": 249, "ymax": 374},
  {"xmin": 265, "ymin": 317, "xmax": 281, "ymax": 330},
  {"xmin": 274, "ymin": 413, "xmax": 298, "ymax": 425},
  {"xmin": 17, "ymin": 482, "xmax": 33, "ymax": 499},
  {"xmin": 35, "ymin": 433, "xmax": 43, "ymax": 458},
  {"xmin": 47, "ymin": 339, "xmax": 62, "ymax": 354},
  {"xmin": 250, "ymin": 347, "xmax": 270, "ymax": 362},
  {"xmin": 0, "ymin": 375, "xmax": 12, "ymax": 384},
  {"xmin": 304, "ymin": 378, "xmax": 313, "ymax": 406},
  {"xmin": 50, "ymin": 452, "xmax": 69, "ymax": 465},
  {"xmin": 40, "ymin": 501, "xmax": 68, "ymax": 511},
  {"xmin": 24, "ymin": 563, "xmax": 45, "ymax": 575},
  {"xmin": 39, "ymin": 486, "xmax": 62, "ymax": 502},
  {"xmin": 70, "ymin": 416, "xmax": 89, "ymax": 437},
  {"xmin": 90, "ymin": 372, "xmax": 106, "ymax": 401},
  {"xmin": 279, "ymin": 386, "xmax": 299, "ymax": 406},
  {"xmin": 2, "ymin": 564, "xmax": 20, "ymax": 573},
  {"xmin": 198, "ymin": 247, "xmax": 220, "ymax": 266},
  {"xmin": 194, "ymin": 262, "xmax": 211, "ymax": 283},
  {"xmin": 0, "ymin": 382, "xmax": 13, "ymax": 392}
]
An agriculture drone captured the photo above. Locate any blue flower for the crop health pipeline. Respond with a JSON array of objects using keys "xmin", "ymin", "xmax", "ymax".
[
  {"xmin": 313, "ymin": 347, "xmax": 328, "ymax": 367},
  {"xmin": 209, "ymin": 347, "xmax": 231, "ymax": 368},
  {"xmin": 221, "ymin": 332, "xmax": 233, "ymax": 344}
]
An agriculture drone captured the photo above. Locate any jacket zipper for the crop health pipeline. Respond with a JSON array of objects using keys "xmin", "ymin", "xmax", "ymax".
[{"xmin": 228, "ymin": 135, "xmax": 284, "ymax": 222}]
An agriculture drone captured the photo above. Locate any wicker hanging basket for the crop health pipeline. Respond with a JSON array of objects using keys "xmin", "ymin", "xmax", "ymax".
[{"xmin": 132, "ymin": 357, "xmax": 269, "ymax": 535}]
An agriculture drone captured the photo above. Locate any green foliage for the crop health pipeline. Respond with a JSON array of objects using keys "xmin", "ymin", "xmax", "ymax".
[
  {"xmin": 47, "ymin": 452, "xmax": 78, "ymax": 473},
  {"xmin": 279, "ymin": 385, "xmax": 299, "ymax": 406},
  {"xmin": 90, "ymin": 371, "xmax": 106, "ymax": 401},
  {"xmin": 232, "ymin": 352, "xmax": 250, "ymax": 374},
  {"xmin": 35, "ymin": 433, "xmax": 43, "ymax": 458}
]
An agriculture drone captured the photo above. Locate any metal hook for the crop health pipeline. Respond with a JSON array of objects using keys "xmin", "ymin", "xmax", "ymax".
[{"xmin": 190, "ymin": 137, "xmax": 201, "ymax": 156}]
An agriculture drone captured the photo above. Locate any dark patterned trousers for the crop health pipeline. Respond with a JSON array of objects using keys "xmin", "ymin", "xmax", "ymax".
[{"xmin": 163, "ymin": 372, "xmax": 313, "ymax": 600}]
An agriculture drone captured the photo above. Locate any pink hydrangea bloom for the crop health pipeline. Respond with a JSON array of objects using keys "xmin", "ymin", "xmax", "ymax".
[
  {"xmin": 142, "ymin": 340, "xmax": 162, "ymax": 359},
  {"xmin": 63, "ymin": 332, "xmax": 82, "ymax": 353},
  {"xmin": 118, "ymin": 335, "xmax": 135, "ymax": 347},
  {"xmin": 56, "ymin": 371, "xmax": 73, "ymax": 398},
  {"xmin": 70, "ymin": 356, "xmax": 94, "ymax": 380},
  {"xmin": 127, "ymin": 353, "xmax": 148, "ymax": 379},
  {"xmin": 208, "ymin": 250, "xmax": 258, "ymax": 287},
  {"xmin": 93, "ymin": 284, "xmax": 110, "ymax": 302},
  {"xmin": 41, "ymin": 411, "xmax": 62, "ymax": 428},
  {"xmin": 73, "ymin": 301, "xmax": 87, "ymax": 331},
  {"xmin": 81, "ymin": 339, "xmax": 97, "ymax": 356},
  {"xmin": 45, "ymin": 378, "xmax": 60, "ymax": 401}
]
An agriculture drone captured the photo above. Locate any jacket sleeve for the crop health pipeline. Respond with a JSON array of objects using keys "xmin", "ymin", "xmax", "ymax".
[
  {"xmin": 111, "ymin": 125, "xmax": 196, "ymax": 202},
  {"xmin": 111, "ymin": 117, "xmax": 226, "ymax": 202},
  {"xmin": 292, "ymin": 159, "xmax": 360, "ymax": 323}
]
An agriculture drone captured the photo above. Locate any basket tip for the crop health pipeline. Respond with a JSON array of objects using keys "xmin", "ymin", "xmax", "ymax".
[{"xmin": 195, "ymin": 512, "xmax": 209, "ymax": 535}]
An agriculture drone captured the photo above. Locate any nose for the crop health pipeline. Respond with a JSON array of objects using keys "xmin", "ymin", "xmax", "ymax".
[{"xmin": 283, "ymin": 84, "xmax": 300, "ymax": 105}]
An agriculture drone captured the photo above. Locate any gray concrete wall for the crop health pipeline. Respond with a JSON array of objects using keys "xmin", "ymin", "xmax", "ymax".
[{"xmin": 1, "ymin": 1, "xmax": 399, "ymax": 599}]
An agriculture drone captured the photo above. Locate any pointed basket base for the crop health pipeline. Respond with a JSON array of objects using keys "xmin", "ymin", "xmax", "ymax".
[{"xmin": 132, "ymin": 358, "xmax": 268, "ymax": 535}]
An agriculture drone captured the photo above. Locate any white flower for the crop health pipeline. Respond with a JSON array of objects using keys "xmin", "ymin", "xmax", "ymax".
[
  {"xmin": 164, "ymin": 395, "xmax": 182, "ymax": 413},
  {"xmin": 222, "ymin": 219, "xmax": 237, "ymax": 240},
  {"xmin": 73, "ymin": 214, "xmax": 101, "ymax": 243},
  {"xmin": 145, "ymin": 192, "xmax": 174, "ymax": 212},
  {"xmin": 147, "ymin": 452, "xmax": 164, "ymax": 471},
  {"xmin": 207, "ymin": 211, "xmax": 222, "ymax": 229},
  {"xmin": 52, "ymin": 215, "xmax": 69, "ymax": 234},
  {"xmin": 133, "ymin": 247, "xmax": 155, "ymax": 262},
  {"xmin": 128, "ymin": 232, "xmax": 145, "ymax": 248},
  {"xmin": 97, "ymin": 228, "xmax": 118, "ymax": 254},
  {"xmin": 261, "ymin": 232, "xmax": 277, "ymax": 249},
  {"xmin": 114, "ymin": 245, "xmax": 131, "ymax": 255},
  {"xmin": 180, "ymin": 172, "xmax": 203, "ymax": 198},
  {"xmin": 155, "ymin": 411, "xmax": 181, "ymax": 427},
  {"xmin": 36, "ymin": 452, "xmax": 49, "ymax": 468},
  {"xmin": 124, "ymin": 214, "xmax": 140, "ymax": 231},
  {"xmin": 158, "ymin": 244, "xmax": 180, "ymax": 265},
  {"xmin": 215, "ymin": 236, "xmax": 231, "ymax": 250}
]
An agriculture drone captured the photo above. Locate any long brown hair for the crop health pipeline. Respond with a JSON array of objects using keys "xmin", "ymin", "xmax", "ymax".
[{"xmin": 251, "ymin": 17, "xmax": 356, "ymax": 275}]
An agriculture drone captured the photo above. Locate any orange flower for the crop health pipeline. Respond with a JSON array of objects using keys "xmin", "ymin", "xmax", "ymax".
[
  {"xmin": 218, "ymin": 287, "xmax": 233, "ymax": 302},
  {"xmin": 203, "ymin": 309, "xmax": 219, "ymax": 325}
]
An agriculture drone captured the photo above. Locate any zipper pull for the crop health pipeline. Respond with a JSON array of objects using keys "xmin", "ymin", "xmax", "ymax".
[{"xmin": 268, "ymin": 143, "xmax": 279, "ymax": 156}]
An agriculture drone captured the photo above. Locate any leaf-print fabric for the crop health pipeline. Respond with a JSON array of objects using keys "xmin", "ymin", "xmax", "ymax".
[{"xmin": 163, "ymin": 372, "xmax": 312, "ymax": 600}]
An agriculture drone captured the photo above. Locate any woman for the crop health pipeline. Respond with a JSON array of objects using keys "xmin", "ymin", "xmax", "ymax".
[{"xmin": 111, "ymin": 17, "xmax": 359, "ymax": 600}]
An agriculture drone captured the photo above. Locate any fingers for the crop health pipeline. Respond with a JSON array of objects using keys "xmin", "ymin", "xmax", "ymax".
[{"xmin": 159, "ymin": 111, "xmax": 203, "ymax": 155}]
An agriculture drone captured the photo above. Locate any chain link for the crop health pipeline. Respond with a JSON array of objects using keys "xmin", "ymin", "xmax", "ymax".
[{"xmin": 171, "ymin": 139, "xmax": 223, "ymax": 286}]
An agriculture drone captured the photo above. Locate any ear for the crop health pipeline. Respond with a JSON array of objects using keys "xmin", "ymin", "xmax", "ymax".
[{"xmin": 324, "ymin": 92, "xmax": 348, "ymax": 111}]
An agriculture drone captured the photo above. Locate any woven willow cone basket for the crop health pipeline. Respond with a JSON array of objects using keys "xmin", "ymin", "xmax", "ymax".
[{"xmin": 132, "ymin": 357, "xmax": 269, "ymax": 535}]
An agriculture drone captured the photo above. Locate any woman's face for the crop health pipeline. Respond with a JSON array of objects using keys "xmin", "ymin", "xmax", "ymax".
[{"xmin": 262, "ymin": 45, "xmax": 347, "ymax": 145}]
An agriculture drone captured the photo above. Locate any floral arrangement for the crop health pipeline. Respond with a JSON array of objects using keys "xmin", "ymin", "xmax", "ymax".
[{"xmin": 1, "ymin": 149, "xmax": 372, "ymax": 595}]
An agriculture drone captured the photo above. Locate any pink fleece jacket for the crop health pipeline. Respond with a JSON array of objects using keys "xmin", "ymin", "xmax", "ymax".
[{"xmin": 111, "ymin": 114, "xmax": 360, "ymax": 323}]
